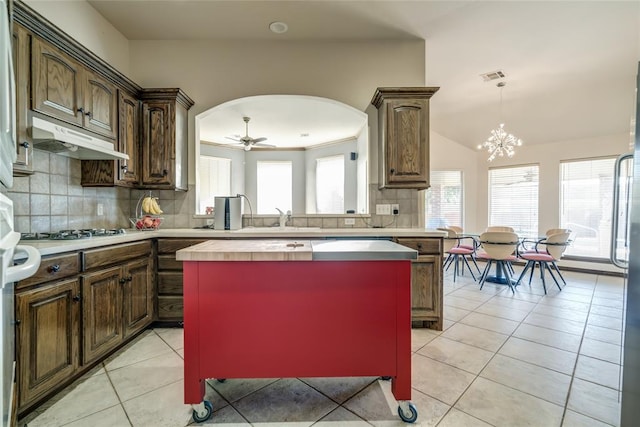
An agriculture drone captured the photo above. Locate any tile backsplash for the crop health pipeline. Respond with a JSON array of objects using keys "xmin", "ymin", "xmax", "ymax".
[{"xmin": 4, "ymin": 152, "xmax": 424, "ymax": 233}]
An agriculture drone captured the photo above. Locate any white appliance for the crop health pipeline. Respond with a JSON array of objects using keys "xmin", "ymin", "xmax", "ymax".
[
  {"xmin": 31, "ymin": 116, "xmax": 129, "ymax": 161},
  {"xmin": 0, "ymin": 193, "xmax": 40, "ymax": 427},
  {"xmin": 0, "ymin": 0, "xmax": 16, "ymax": 189}
]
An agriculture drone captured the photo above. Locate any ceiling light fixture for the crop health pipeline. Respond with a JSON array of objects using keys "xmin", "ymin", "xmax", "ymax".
[
  {"xmin": 269, "ymin": 21, "xmax": 288, "ymax": 34},
  {"xmin": 478, "ymin": 81, "xmax": 523, "ymax": 161}
]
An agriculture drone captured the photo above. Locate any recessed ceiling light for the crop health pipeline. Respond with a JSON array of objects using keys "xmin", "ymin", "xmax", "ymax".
[{"xmin": 269, "ymin": 21, "xmax": 288, "ymax": 34}]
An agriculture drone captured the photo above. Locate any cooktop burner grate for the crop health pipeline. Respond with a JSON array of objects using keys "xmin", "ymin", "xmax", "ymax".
[{"xmin": 20, "ymin": 228, "xmax": 126, "ymax": 241}]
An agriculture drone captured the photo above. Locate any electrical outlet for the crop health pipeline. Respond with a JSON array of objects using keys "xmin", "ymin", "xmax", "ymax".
[
  {"xmin": 344, "ymin": 218, "xmax": 356, "ymax": 225},
  {"xmin": 391, "ymin": 204, "xmax": 399, "ymax": 215},
  {"xmin": 206, "ymin": 219, "xmax": 214, "ymax": 226},
  {"xmin": 376, "ymin": 204, "xmax": 391, "ymax": 215},
  {"xmin": 97, "ymin": 203, "xmax": 104, "ymax": 216}
]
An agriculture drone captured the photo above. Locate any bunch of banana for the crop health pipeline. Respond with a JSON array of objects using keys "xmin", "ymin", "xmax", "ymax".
[{"xmin": 142, "ymin": 196, "xmax": 163, "ymax": 215}]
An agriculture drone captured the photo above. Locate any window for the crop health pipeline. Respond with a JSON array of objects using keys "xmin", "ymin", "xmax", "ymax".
[
  {"xmin": 426, "ymin": 171, "xmax": 462, "ymax": 229},
  {"xmin": 560, "ymin": 157, "xmax": 616, "ymax": 258},
  {"xmin": 198, "ymin": 156, "xmax": 231, "ymax": 214},
  {"xmin": 316, "ymin": 155, "xmax": 344, "ymax": 214},
  {"xmin": 257, "ymin": 161, "xmax": 292, "ymax": 214},
  {"xmin": 489, "ymin": 165, "xmax": 539, "ymax": 235}
]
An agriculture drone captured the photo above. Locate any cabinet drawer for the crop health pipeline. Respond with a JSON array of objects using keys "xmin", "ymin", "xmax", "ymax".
[
  {"xmin": 395, "ymin": 238, "xmax": 441, "ymax": 255},
  {"xmin": 83, "ymin": 241, "xmax": 152, "ymax": 271},
  {"xmin": 157, "ymin": 239, "xmax": 206, "ymax": 254},
  {"xmin": 17, "ymin": 253, "xmax": 80, "ymax": 289},
  {"xmin": 157, "ymin": 254, "xmax": 183, "ymax": 271},
  {"xmin": 157, "ymin": 296, "xmax": 183, "ymax": 320},
  {"xmin": 158, "ymin": 272, "xmax": 183, "ymax": 295}
]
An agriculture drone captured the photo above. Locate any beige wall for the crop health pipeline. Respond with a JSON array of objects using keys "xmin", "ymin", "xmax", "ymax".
[
  {"xmin": 23, "ymin": 0, "xmax": 131, "ymax": 75},
  {"xmin": 128, "ymin": 39, "xmax": 426, "ymax": 185}
]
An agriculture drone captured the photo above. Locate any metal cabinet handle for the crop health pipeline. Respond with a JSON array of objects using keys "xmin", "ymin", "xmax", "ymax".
[
  {"xmin": 417, "ymin": 243, "xmax": 423, "ymax": 250},
  {"xmin": 20, "ymin": 141, "xmax": 29, "ymax": 149},
  {"xmin": 119, "ymin": 277, "xmax": 127, "ymax": 284},
  {"xmin": 390, "ymin": 168, "xmax": 395, "ymax": 174},
  {"xmin": 162, "ymin": 169, "xmax": 169, "ymax": 176},
  {"xmin": 85, "ymin": 111, "xmax": 92, "ymax": 117},
  {"xmin": 127, "ymin": 275, "xmax": 133, "ymax": 282},
  {"xmin": 121, "ymin": 164, "xmax": 128, "ymax": 171},
  {"xmin": 77, "ymin": 107, "xmax": 84, "ymax": 114},
  {"xmin": 48, "ymin": 264, "xmax": 60, "ymax": 273},
  {"xmin": 72, "ymin": 295, "xmax": 81, "ymax": 302}
]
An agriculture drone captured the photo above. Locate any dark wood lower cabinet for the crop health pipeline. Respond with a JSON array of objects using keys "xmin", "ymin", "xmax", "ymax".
[
  {"xmin": 123, "ymin": 258, "xmax": 153, "ymax": 338},
  {"xmin": 15, "ymin": 279, "xmax": 80, "ymax": 409},
  {"xmin": 16, "ymin": 242, "xmax": 154, "ymax": 418},
  {"xmin": 82, "ymin": 266, "xmax": 123, "ymax": 365}
]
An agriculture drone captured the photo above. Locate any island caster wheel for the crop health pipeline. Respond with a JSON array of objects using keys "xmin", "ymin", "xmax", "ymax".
[
  {"xmin": 192, "ymin": 400, "xmax": 213, "ymax": 423},
  {"xmin": 397, "ymin": 402, "xmax": 418, "ymax": 423}
]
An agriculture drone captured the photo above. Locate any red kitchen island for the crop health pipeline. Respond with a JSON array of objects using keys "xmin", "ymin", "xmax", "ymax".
[{"xmin": 176, "ymin": 239, "xmax": 418, "ymax": 423}]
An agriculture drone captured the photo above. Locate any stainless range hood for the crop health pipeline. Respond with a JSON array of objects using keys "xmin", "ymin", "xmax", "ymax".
[{"xmin": 31, "ymin": 116, "xmax": 129, "ymax": 161}]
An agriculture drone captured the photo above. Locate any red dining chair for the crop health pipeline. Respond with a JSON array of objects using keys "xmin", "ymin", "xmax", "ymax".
[
  {"xmin": 516, "ymin": 231, "xmax": 571, "ymax": 294},
  {"xmin": 438, "ymin": 227, "xmax": 481, "ymax": 282}
]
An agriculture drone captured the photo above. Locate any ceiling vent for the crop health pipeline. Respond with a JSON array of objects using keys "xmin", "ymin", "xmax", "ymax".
[{"xmin": 480, "ymin": 70, "xmax": 506, "ymax": 82}]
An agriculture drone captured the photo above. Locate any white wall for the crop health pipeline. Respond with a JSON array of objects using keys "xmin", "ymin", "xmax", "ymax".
[{"xmin": 24, "ymin": 0, "xmax": 131, "ymax": 76}]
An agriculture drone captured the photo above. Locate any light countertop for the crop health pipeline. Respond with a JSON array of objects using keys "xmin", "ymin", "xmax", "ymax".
[
  {"xmin": 176, "ymin": 239, "xmax": 418, "ymax": 262},
  {"xmin": 17, "ymin": 227, "xmax": 445, "ymax": 257}
]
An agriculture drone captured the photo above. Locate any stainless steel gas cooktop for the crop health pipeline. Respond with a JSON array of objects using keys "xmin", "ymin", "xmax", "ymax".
[{"xmin": 20, "ymin": 228, "xmax": 126, "ymax": 241}]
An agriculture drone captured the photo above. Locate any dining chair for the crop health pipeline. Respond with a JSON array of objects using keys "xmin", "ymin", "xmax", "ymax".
[
  {"xmin": 448, "ymin": 226, "xmax": 476, "ymax": 251},
  {"xmin": 477, "ymin": 231, "xmax": 520, "ymax": 293},
  {"xmin": 521, "ymin": 228, "xmax": 572, "ymax": 254},
  {"xmin": 486, "ymin": 226, "xmax": 515, "ymax": 232},
  {"xmin": 438, "ymin": 227, "xmax": 481, "ymax": 282},
  {"xmin": 516, "ymin": 231, "xmax": 571, "ymax": 294}
]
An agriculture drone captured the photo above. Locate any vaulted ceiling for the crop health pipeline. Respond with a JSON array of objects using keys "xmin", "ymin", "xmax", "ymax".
[{"xmin": 88, "ymin": 0, "xmax": 640, "ymax": 149}]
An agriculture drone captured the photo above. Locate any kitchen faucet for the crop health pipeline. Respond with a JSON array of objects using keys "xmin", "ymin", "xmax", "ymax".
[{"xmin": 276, "ymin": 208, "xmax": 291, "ymax": 228}]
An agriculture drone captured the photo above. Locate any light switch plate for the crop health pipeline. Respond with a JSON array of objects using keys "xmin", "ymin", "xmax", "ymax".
[{"xmin": 376, "ymin": 204, "xmax": 391, "ymax": 215}]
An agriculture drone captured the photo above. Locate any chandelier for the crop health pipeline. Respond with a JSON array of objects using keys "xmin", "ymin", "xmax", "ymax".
[{"xmin": 479, "ymin": 82, "xmax": 523, "ymax": 161}]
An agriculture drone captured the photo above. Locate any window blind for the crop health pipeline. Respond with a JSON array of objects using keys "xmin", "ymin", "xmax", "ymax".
[
  {"xmin": 426, "ymin": 170, "xmax": 462, "ymax": 229},
  {"xmin": 560, "ymin": 157, "xmax": 615, "ymax": 258},
  {"xmin": 257, "ymin": 161, "xmax": 292, "ymax": 214},
  {"xmin": 315, "ymin": 155, "xmax": 344, "ymax": 214},
  {"xmin": 489, "ymin": 165, "xmax": 539, "ymax": 236},
  {"xmin": 198, "ymin": 156, "xmax": 231, "ymax": 214}
]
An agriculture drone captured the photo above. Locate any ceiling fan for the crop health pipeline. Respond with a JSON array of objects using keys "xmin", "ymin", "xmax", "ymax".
[{"xmin": 226, "ymin": 116, "xmax": 274, "ymax": 151}]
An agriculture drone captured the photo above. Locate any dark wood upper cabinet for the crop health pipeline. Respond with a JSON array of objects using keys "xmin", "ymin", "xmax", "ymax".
[
  {"xmin": 12, "ymin": 23, "xmax": 32, "ymax": 175},
  {"xmin": 372, "ymin": 87, "xmax": 439, "ymax": 190},
  {"xmin": 118, "ymin": 91, "xmax": 141, "ymax": 184},
  {"xmin": 140, "ymin": 89, "xmax": 193, "ymax": 191},
  {"xmin": 31, "ymin": 37, "xmax": 117, "ymax": 140}
]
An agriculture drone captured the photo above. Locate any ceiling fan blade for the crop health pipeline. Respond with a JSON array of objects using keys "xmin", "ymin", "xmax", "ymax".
[
  {"xmin": 254, "ymin": 142, "xmax": 276, "ymax": 148},
  {"xmin": 251, "ymin": 137, "xmax": 268, "ymax": 144},
  {"xmin": 225, "ymin": 136, "xmax": 240, "ymax": 142}
]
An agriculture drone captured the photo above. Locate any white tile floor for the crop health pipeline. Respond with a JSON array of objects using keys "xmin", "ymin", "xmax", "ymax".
[{"xmin": 21, "ymin": 266, "xmax": 624, "ymax": 426}]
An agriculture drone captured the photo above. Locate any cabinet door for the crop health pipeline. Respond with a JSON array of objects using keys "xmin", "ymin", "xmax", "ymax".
[
  {"xmin": 123, "ymin": 258, "xmax": 153, "ymax": 338},
  {"xmin": 83, "ymin": 71, "xmax": 117, "ymax": 139},
  {"xmin": 118, "ymin": 91, "xmax": 140, "ymax": 184},
  {"xmin": 82, "ymin": 266, "xmax": 123, "ymax": 365},
  {"xmin": 410, "ymin": 254, "xmax": 443, "ymax": 330},
  {"xmin": 15, "ymin": 279, "xmax": 80, "ymax": 408},
  {"xmin": 12, "ymin": 24, "xmax": 33, "ymax": 175},
  {"xmin": 32, "ymin": 38, "xmax": 83, "ymax": 127},
  {"xmin": 141, "ymin": 101, "xmax": 174, "ymax": 186},
  {"xmin": 384, "ymin": 99, "xmax": 429, "ymax": 189}
]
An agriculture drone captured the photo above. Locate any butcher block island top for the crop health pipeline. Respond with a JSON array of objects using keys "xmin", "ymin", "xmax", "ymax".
[{"xmin": 175, "ymin": 239, "xmax": 418, "ymax": 261}]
